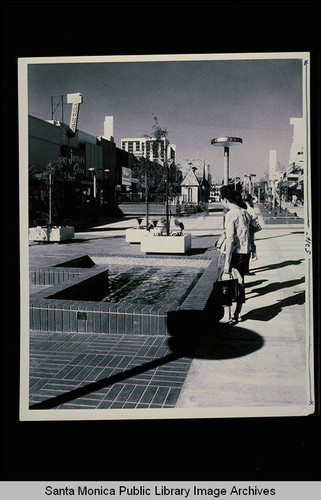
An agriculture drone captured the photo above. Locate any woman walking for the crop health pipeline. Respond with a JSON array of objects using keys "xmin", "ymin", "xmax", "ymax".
[
  {"xmin": 218, "ymin": 185, "xmax": 253, "ymax": 322},
  {"xmin": 244, "ymin": 194, "xmax": 258, "ymax": 262}
]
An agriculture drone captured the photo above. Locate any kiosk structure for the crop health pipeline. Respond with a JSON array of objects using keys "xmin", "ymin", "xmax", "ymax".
[{"xmin": 211, "ymin": 136, "xmax": 243, "ymax": 185}]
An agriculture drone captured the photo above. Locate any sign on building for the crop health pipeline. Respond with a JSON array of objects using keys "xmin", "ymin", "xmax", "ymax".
[
  {"xmin": 122, "ymin": 167, "xmax": 132, "ymax": 186},
  {"xmin": 61, "ymin": 146, "xmax": 86, "ymax": 179}
]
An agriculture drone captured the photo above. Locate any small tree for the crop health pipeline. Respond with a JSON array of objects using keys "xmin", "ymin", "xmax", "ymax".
[
  {"xmin": 29, "ymin": 158, "xmax": 68, "ymax": 227},
  {"xmin": 151, "ymin": 115, "xmax": 168, "ymax": 139},
  {"xmin": 134, "ymin": 117, "xmax": 181, "ymax": 232}
]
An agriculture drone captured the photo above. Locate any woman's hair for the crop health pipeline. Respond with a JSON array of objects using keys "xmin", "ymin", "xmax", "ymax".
[
  {"xmin": 220, "ymin": 185, "xmax": 247, "ymax": 209},
  {"xmin": 244, "ymin": 194, "xmax": 254, "ymax": 208}
]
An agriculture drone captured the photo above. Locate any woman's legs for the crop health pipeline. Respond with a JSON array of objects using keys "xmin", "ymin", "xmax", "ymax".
[
  {"xmin": 233, "ymin": 300, "xmax": 243, "ymax": 320},
  {"xmin": 217, "ymin": 252, "xmax": 233, "ymax": 323},
  {"xmin": 251, "ymin": 240, "xmax": 258, "ymax": 261},
  {"xmin": 230, "ymin": 253, "xmax": 248, "ymax": 321}
]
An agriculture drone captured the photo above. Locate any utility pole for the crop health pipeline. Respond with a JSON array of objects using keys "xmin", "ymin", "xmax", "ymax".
[
  {"xmin": 145, "ymin": 167, "xmax": 149, "ymax": 228},
  {"xmin": 165, "ymin": 158, "xmax": 173, "ymax": 235},
  {"xmin": 48, "ymin": 170, "xmax": 52, "ymax": 226},
  {"xmin": 50, "ymin": 95, "xmax": 64, "ymax": 122}
]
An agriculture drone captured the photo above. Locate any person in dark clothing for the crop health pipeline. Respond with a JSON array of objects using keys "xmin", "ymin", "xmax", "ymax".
[{"xmin": 218, "ymin": 185, "xmax": 253, "ymax": 321}]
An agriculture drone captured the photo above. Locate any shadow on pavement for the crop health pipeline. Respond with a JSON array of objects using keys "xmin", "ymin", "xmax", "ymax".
[
  {"xmin": 167, "ymin": 309, "xmax": 264, "ymax": 359},
  {"xmin": 257, "ymin": 231, "xmax": 304, "ymax": 241},
  {"xmin": 242, "ymin": 290, "xmax": 305, "ymax": 322},
  {"xmin": 186, "ymin": 248, "xmax": 209, "ymax": 256},
  {"xmin": 78, "ymin": 226, "xmax": 133, "ymax": 232},
  {"xmin": 30, "ymin": 310, "xmax": 263, "ymax": 411},
  {"xmin": 244, "ymin": 279, "xmax": 268, "ymax": 288},
  {"xmin": 248, "ymin": 276, "xmax": 305, "ymax": 297},
  {"xmin": 30, "ymin": 352, "xmax": 181, "ymax": 410},
  {"xmin": 251, "ymin": 259, "xmax": 304, "ymax": 272}
]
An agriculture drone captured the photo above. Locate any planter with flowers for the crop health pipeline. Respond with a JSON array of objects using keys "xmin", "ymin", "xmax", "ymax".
[
  {"xmin": 140, "ymin": 218, "xmax": 191, "ymax": 254},
  {"xmin": 125, "ymin": 217, "xmax": 160, "ymax": 244}
]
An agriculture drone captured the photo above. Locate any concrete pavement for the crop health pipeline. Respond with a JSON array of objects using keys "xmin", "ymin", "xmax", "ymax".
[
  {"xmin": 176, "ymin": 226, "xmax": 309, "ymax": 412},
  {"xmin": 27, "ymin": 204, "xmax": 313, "ymax": 416}
]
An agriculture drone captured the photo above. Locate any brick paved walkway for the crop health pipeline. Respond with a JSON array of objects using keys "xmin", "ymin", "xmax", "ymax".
[{"xmin": 29, "ymin": 332, "xmax": 192, "ymax": 410}]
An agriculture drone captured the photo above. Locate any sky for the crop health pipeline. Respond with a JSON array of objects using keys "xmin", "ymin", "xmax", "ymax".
[{"xmin": 27, "ymin": 55, "xmax": 304, "ymax": 182}]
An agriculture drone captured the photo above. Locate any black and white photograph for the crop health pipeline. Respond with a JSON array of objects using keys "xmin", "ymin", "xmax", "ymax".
[
  {"xmin": 2, "ymin": 0, "xmax": 321, "ymax": 492},
  {"xmin": 18, "ymin": 52, "xmax": 315, "ymax": 421}
]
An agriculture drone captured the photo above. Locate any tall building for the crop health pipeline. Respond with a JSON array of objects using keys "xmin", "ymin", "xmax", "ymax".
[
  {"xmin": 269, "ymin": 149, "xmax": 277, "ymax": 180},
  {"xmin": 121, "ymin": 136, "xmax": 176, "ymax": 165},
  {"xmin": 283, "ymin": 117, "xmax": 305, "ymax": 202},
  {"xmin": 102, "ymin": 116, "xmax": 115, "ymax": 143},
  {"xmin": 289, "ymin": 117, "xmax": 305, "ymax": 169}
]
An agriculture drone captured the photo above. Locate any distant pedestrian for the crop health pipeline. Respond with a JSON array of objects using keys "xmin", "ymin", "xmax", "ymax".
[
  {"xmin": 244, "ymin": 194, "xmax": 258, "ymax": 263},
  {"xmin": 217, "ymin": 185, "xmax": 253, "ymax": 322}
]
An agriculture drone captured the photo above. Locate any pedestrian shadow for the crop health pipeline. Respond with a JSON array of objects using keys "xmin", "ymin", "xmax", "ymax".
[
  {"xmin": 248, "ymin": 276, "xmax": 305, "ymax": 297},
  {"xmin": 244, "ymin": 279, "xmax": 268, "ymax": 288},
  {"xmin": 256, "ymin": 230, "xmax": 304, "ymax": 241},
  {"xmin": 167, "ymin": 309, "xmax": 264, "ymax": 359},
  {"xmin": 30, "ymin": 310, "xmax": 263, "ymax": 411},
  {"xmin": 251, "ymin": 259, "xmax": 304, "ymax": 272},
  {"xmin": 242, "ymin": 290, "xmax": 305, "ymax": 322},
  {"xmin": 30, "ymin": 352, "xmax": 181, "ymax": 410}
]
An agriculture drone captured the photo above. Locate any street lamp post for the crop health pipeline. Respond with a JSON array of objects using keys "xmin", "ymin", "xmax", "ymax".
[
  {"xmin": 165, "ymin": 158, "xmax": 173, "ymax": 235},
  {"xmin": 102, "ymin": 169, "xmax": 110, "ymax": 209},
  {"xmin": 88, "ymin": 167, "xmax": 97, "ymax": 198},
  {"xmin": 211, "ymin": 136, "xmax": 243, "ymax": 185},
  {"xmin": 88, "ymin": 167, "xmax": 98, "ymax": 221},
  {"xmin": 45, "ymin": 162, "xmax": 55, "ymax": 228},
  {"xmin": 48, "ymin": 169, "xmax": 52, "ymax": 226},
  {"xmin": 88, "ymin": 167, "xmax": 111, "ymax": 215},
  {"xmin": 271, "ymin": 178, "xmax": 278, "ymax": 210},
  {"xmin": 145, "ymin": 167, "xmax": 149, "ymax": 229}
]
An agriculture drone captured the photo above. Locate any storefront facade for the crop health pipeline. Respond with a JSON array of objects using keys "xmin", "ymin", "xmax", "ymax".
[{"xmin": 28, "ymin": 115, "xmax": 136, "ymax": 223}]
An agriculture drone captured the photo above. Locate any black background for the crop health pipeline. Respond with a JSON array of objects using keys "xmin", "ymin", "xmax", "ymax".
[{"xmin": 1, "ymin": 0, "xmax": 320, "ymax": 482}]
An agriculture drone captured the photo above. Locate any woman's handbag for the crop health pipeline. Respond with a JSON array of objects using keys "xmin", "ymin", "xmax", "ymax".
[
  {"xmin": 213, "ymin": 270, "xmax": 243, "ymax": 306},
  {"xmin": 251, "ymin": 217, "xmax": 262, "ymax": 233}
]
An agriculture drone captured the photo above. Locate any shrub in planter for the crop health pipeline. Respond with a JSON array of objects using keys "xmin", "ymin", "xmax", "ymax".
[{"xmin": 29, "ymin": 160, "xmax": 74, "ymax": 242}]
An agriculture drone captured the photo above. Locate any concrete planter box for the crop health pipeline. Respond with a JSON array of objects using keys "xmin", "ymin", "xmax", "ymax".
[
  {"xmin": 141, "ymin": 233, "xmax": 191, "ymax": 254},
  {"xmin": 29, "ymin": 226, "xmax": 75, "ymax": 242},
  {"xmin": 125, "ymin": 228, "xmax": 149, "ymax": 244}
]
